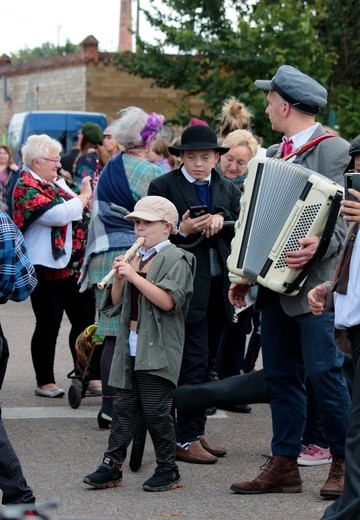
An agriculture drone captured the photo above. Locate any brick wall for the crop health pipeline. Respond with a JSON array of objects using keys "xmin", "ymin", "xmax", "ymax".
[{"xmin": 0, "ymin": 40, "xmax": 206, "ymax": 142}]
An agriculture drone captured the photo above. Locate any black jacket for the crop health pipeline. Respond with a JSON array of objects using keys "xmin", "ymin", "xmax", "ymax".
[{"xmin": 148, "ymin": 166, "xmax": 241, "ymax": 322}]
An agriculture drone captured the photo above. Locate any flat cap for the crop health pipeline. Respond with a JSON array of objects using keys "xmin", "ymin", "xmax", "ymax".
[{"xmin": 254, "ymin": 65, "xmax": 327, "ymax": 115}]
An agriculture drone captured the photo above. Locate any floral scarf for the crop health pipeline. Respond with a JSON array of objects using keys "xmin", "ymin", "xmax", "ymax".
[{"xmin": 13, "ymin": 170, "xmax": 90, "ymax": 279}]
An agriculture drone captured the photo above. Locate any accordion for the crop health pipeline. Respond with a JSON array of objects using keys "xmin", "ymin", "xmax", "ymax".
[{"xmin": 227, "ymin": 157, "xmax": 343, "ymax": 296}]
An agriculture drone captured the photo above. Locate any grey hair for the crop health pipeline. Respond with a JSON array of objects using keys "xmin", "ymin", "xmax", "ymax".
[
  {"xmin": 21, "ymin": 134, "xmax": 62, "ymax": 167},
  {"xmin": 108, "ymin": 106, "xmax": 149, "ymax": 149}
]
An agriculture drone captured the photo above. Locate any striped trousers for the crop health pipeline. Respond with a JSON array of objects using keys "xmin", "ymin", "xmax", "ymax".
[{"xmin": 105, "ymin": 370, "xmax": 177, "ymax": 472}]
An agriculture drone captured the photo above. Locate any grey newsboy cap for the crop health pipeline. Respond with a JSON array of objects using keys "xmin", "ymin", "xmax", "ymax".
[{"xmin": 254, "ymin": 65, "xmax": 327, "ymax": 115}]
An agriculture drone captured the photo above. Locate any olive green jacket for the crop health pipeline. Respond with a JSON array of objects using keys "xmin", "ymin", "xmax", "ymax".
[{"xmin": 102, "ymin": 244, "xmax": 195, "ymax": 389}]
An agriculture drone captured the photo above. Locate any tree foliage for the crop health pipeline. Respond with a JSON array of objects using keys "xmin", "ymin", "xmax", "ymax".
[
  {"xmin": 113, "ymin": 0, "xmax": 360, "ymax": 144},
  {"xmin": 9, "ymin": 40, "xmax": 80, "ymax": 65}
]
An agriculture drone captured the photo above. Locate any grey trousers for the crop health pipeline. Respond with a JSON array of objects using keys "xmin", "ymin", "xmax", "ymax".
[{"xmin": 0, "ymin": 407, "xmax": 35, "ymax": 505}]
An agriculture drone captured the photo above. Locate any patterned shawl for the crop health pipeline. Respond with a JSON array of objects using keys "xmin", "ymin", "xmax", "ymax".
[{"xmin": 13, "ymin": 170, "xmax": 90, "ymax": 277}]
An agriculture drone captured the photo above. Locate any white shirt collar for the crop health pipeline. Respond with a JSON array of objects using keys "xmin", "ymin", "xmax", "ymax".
[
  {"xmin": 285, "ymin": 123, "xmax": 320, "ymax": 151},
  {"xmin": 137, "ymin": 240, "xmax": 170, "ymax": 261},
  {"xmin": 181, "ymin": 165, "xmax": 211, "ymax": 184}
]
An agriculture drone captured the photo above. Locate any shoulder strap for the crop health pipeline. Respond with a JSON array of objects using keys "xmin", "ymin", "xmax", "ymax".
[{"xmin": 282, "ymin": 134, "xmax": 335, "ymax": 161}]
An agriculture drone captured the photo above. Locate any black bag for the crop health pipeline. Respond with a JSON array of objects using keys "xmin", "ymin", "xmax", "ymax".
[{"xmin": 0, "ymin": 323, "xmax": 9, "ymax": 391}]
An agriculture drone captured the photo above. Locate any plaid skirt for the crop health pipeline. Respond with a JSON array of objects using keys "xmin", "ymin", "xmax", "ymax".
[{"xmin": 87, "ymin": 249, "xmax": 127, "ymax": 337}]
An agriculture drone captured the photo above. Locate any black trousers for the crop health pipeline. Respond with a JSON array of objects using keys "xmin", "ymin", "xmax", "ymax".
[
  {"xmin": 175, "ymin": 318, "xmax": 208, "ymax": 443},
  {"xmin": 176, "ymin": 277, "xmax": 228, "ymax": 444},
  {"xmin": 30, "ymin": 275, "xmax": 95, "ymax": 385}
]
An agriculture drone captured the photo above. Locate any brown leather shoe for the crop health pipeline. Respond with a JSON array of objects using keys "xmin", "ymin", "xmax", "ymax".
[
  {"xmin": 320, "ymin": 456, "xmax": 345, "ymax": 498},
  {"xmin": 230, "ymin": 455, "xmax": 303, "ymax": 494},
  {"xmin": 176, "ymin": 440, "xmax": 218, "ymax": 464},
  {"xmin": 199, "ymin": 435, "xmax": 227, "ymax": 457}
]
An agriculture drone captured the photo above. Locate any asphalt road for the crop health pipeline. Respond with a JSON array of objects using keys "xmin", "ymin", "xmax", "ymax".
[{"xmin": 0, "ymin": 299, "xmax": 333, "ymax": 520}]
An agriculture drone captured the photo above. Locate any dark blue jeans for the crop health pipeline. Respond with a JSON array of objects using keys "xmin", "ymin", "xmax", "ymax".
[{"xmin": 261, "ymin": 291, "xmax": 350, "ymax": 458}]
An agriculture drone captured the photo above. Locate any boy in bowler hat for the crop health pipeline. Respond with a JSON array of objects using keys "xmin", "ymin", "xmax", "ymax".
[{"xmin": 148, "ymin": 125, "xmax": 241, "ymax": 463}]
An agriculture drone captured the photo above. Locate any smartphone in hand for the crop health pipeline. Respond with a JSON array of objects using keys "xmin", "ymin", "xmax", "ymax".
[
  {"xmin": 344, "ymin": 173, "xmax": 360, "ymax": 202},
  {"xmin": 189, "ymin": 205, "xmax": 209, "ymax": 218}
]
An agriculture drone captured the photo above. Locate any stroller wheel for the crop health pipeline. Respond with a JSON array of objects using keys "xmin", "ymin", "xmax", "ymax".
[{"xmin": 68, "ymin": 379, "xmax": 82, "ymax": 409}]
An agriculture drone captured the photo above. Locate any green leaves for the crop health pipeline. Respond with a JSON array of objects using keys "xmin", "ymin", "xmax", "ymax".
[{"xmin": 9, "ymin": 40, "xmax": 80, "ymax": 64}]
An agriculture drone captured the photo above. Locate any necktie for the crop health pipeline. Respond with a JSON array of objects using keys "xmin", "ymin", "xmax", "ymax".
[
  {"xmin": 333, "ymin": 223, "xmax": 359, "ymax": 295},
  {"xmin": 281, "ymin": 138, "xmax": 293, "ymax": 158},
  {"xmin": 193, "ymin": 180, "xmax": 209, "ymax": 186},
  {"xmin": 193, "ymin": 181, "xmax": 211, "ymax": 207}
]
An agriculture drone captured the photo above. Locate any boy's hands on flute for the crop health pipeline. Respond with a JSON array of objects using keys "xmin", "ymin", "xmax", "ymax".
[
  {"xmin": 111, "ymin": 253, "xmax": 174, "ymax": 311},
  {"xmin": 111, "ymin": 255, "xmax": 126, "ymax": 304},
  {"xmin": 112, "ymin": 255, "xmax": 137, "ymax": 283}
]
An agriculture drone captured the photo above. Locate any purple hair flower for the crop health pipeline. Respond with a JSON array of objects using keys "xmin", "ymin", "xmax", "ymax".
[{"xmin": 140, "ymin": 113, "xmax": 165, "ymax": 145}]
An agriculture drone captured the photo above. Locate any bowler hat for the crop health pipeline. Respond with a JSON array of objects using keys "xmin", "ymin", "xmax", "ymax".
[
  {"xmin": 169, "ymin": 126, "xmax": 229, "ymax": 156},
  {"xmin": 81, "ymin": 122, "xmax": 104, "ymax": 145},
  {"xmin": 254, "ymin": 65, "xmax": 327, "ymax": 115}
]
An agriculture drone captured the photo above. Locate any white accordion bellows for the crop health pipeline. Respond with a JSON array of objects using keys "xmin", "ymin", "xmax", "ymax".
[{"xmin": 227, "ymin": 157, "xmax": 344, "ymax": 296}]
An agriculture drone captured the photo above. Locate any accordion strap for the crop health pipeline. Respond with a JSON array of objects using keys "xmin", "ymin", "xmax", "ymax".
[
  {"xmin": 282, "ymin": 134, "xmax": 335, "ymax": 161},
  {"xmin": 284, "ymin": 189, "xmax": 343, "ymax": 295}
]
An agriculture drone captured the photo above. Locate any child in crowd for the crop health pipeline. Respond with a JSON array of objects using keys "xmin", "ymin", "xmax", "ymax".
[
  {"xmin": 146, "ymin": 137, "xmax": 176, "ymax": 172},
  {"xmin": 148, "ymin": 125, "xmax": 240, "ymax": 463},
  {"xmin": 83, "ymin": 195, "xmax": 195, "ymax": 492}
]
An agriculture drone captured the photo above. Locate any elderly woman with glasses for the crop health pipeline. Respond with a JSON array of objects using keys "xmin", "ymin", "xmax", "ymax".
[
  {"xmin": 219, "ymin": 129, "xmax": 259, "ymax": 192},
  {"xmin": 12, "ymin": 134, "xmax": 96, "ymax": 398}
]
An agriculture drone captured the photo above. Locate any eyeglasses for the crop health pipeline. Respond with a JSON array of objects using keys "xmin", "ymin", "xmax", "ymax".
[
  {"xmin": 348, "ymin": 169, "xmax": 360, "ymax": 173},
  {"xmin": 42, "ymin": 157, "xmax": 61, "ymax": 164}
]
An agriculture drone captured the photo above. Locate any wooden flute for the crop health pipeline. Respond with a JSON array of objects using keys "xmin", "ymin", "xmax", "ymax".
[{"xmin": 96, "ymin": 236, "xmax": 145, "ymax": 289}]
